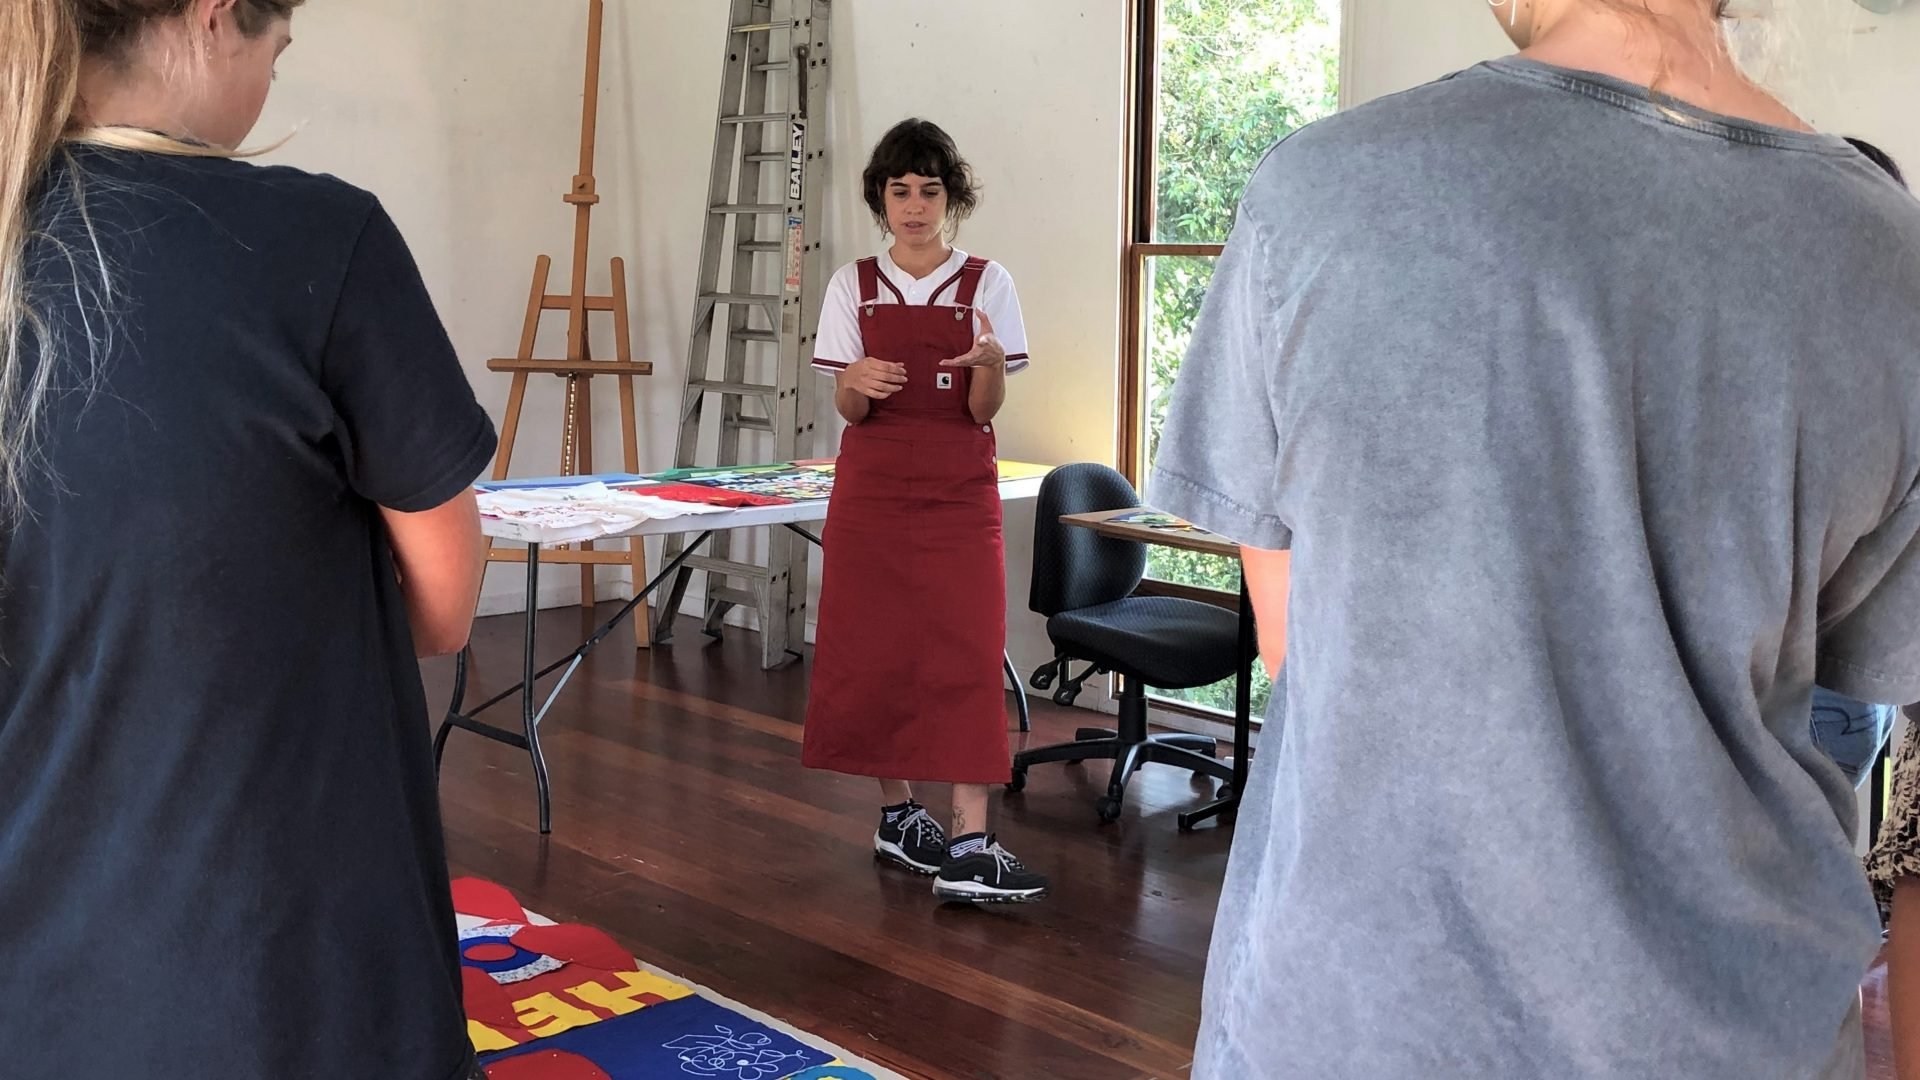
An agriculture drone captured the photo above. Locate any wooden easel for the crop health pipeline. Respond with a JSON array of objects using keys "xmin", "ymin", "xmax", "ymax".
[{"xmin": 486, "ymin": 0, "xmax": 653, "ymax": 645}]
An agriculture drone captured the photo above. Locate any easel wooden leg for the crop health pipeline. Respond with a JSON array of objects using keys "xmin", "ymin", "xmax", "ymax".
[
  {"xmin": 493, "ymin": 254, "xmax": 550, "ymax": 481},
  {"xmin": 495, "ymin": 372, "xmax": 532, "ymax": 479},
  {"xmin": 486, "ymin": 257, "xmax": 546, "ymax": 568},
  {"xmin": 626, "ymin": 541, "xmax": 650, "ymax": 648},
  {"xmin": 479, "ymin": 3, "xmax": 654, "ymax": 648},
  {"xmin": 574, "ymin": 375, "xmax": 596, "ymax": 613},
  {"xmin": 611, "ymin": 257, "xmax": 649, "ymax": 648}
]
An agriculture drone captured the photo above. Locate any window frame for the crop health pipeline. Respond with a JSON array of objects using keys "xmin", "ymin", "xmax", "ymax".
[
  {"xmin": 1118, "ymin": 0, "xmax": 1350, "ymax": 484},
  {"xmin": 1117, "ymin": 0, "xmax": 1230, "ymax": 488},
  {"xmin": 1115, "ymin": 0, "xmax": 1343, "ymax": 722},
  {"xmin": 1114, "ymin": 0, "xmax": 1243, "ymax": 723}
]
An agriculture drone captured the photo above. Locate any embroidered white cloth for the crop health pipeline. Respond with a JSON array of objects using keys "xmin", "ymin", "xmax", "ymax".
[{"xmin": 476, "ymin": 484, "xmax": 728, "ymax": 546}]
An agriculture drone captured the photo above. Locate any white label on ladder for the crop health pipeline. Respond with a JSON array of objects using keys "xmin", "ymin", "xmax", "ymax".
[
  {"xmin": 788, "ymin": 121, "xmax": 807, "ymax": 201},
  {"xmin": 785, "ymin": 215, "xmax": 804, "ymax": 293}
]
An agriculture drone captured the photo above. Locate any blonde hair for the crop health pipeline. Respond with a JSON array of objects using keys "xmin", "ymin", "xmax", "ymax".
[
  {"xmin": 0, "ymin": 0, "xmax": 300, "ymax": 525},
  {"xmin": 1577, "ymin": 0, "xmax": 1799, "ymax": 127},
  {"xmin": 1588, "ymin": 0, "xmax": 1791, "ymax": 70}
]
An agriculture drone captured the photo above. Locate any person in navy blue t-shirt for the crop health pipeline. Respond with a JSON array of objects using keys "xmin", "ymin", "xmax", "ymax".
[{"xmin": 1, "ymin": 3, "xmax": 495, "ymax": 1077}]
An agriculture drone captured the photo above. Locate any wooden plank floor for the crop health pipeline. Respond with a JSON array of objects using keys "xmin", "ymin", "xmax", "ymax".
[
  {"xmin": 428, "ymin": 603, "xmax": 1898, "ymax": 1080},
  {"xmin": 428, "ymin": 604, "xmax": 1236, "ymax": 1080}
]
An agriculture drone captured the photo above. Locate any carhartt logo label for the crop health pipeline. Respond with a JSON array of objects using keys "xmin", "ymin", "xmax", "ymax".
[{"xmin": 936, "ymin": 373, "xmax": 954, "ymax": 390}]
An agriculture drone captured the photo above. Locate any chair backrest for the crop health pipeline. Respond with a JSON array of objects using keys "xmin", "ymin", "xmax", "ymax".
[{"xmin": 1029, "ymin": 463, "xmax": 1148, "ymax": 617}]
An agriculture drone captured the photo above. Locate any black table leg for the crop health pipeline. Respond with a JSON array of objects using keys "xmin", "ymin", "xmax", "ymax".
[
  {"xmin": 522, "ymin": 544, "xmax": 552, "ymax": 834},
  {"xmin": 1179, "ymin": 576, "xmax": 1254, "ymax": 831},
  {"xmin": 432, "ymin": 646, "xmax": 469, "ymax": 775},
  {"xmin": 1872, "ymin": 737, "xmax": 1893, "ymax": 845},
  {"xmin": 433, "ymin": 531, "xmax": 719, "ymax": 835},
  {"xmin": 1005, "ymin": 652, "xmax": 1031, "ymax": 733}
]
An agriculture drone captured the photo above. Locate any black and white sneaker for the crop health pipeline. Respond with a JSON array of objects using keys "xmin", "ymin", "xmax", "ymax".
[
  {"xmin": 874, "ymin": 803, "xmax": 947, "ymax": 875},
  {"xmin": 933, "ymin": 834, "xmax": 1049, "ymax": 903}
]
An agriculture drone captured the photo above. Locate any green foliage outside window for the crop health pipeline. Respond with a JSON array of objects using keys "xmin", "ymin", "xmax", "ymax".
[{"xmin": 1142, "ymin": 0, "xmax": 1338, "ymax": 715}]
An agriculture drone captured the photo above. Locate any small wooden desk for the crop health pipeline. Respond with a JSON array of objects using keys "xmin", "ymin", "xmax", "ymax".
[
  {"xmin": 1060, "ymin": 509, "xmax": 1240, "ymax": 558},
  {"xmin": 1058, "ymin": 509, "xmax": 1255, "ymax": 830}
]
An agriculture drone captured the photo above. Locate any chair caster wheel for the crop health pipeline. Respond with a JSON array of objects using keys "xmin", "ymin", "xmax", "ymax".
[
  {"xmin": 1052, "ymin": 687, "xmax": 1080, "ymax": 707},
  {"xmin": 1030, "ymin": 670, "xmax": 1056, "ymax": 691},
  {"xmin": 1216, "ymin": 785, "xmax": 1235, "ymax": 801},
  {"xmin": 1006, "ymin": 768, "xmax": 1027, "ymax": 793},
  {"xmin": 1096, "ymin": 795, "xmax": 1122, "ymax": 823}
]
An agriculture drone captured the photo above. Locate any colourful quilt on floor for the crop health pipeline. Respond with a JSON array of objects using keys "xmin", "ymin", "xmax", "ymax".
[{"xmin": 454, "ymin": 879, "xmax": 882, "ymax": 1080}]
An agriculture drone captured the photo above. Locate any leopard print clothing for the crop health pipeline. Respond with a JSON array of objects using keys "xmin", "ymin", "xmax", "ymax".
[{"xmin": 1866, "ymin": 707, "xmax": 1920, "ymax": 919}]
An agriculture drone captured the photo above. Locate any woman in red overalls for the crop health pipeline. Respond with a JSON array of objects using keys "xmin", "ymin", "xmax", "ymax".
[{"xmin": 804, "ymin": 119, "xmax": 1047, "ymax": 903}]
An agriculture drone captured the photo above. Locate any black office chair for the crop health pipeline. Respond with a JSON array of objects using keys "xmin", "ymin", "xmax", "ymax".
[{"xmin": 1009, "ymin": 463, "xmax": 1241, "ymax": 822}]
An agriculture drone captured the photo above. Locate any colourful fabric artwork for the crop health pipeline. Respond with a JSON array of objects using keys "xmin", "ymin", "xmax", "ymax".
[
  {"xmin": 480, "ymin": 1000, "xmax": 832, "ymax": 1080},
  {"xmin": 678, "ymin": 467, "xmax": 837, "ymax": 503},
  {"xmin": 452, "ymin": 879, "xmax": 867, "ymax": 1080}
]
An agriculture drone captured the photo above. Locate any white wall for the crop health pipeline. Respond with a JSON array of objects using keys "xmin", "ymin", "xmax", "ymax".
[
  {"xmin": 1341, "ymin": 0, "xmax": 1507, "ymax": 105},
  {"xmin": 257, "ymin": 1, "xmax": 1125, "ymax": 672},
  {"xmin": 1769, "ymin": 0, "xmax": 1920, "ymax": 167}
]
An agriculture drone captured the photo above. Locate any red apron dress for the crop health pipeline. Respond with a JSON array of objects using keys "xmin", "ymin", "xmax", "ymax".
[{"xmin": 802, "ymin": 256, "xmax": 1011, "ymax": 784}]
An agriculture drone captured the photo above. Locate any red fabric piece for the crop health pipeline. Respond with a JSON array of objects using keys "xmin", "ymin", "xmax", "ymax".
[
  {"xmin": 624, "ymin": 482, "xmax": 792, "ymax": 508},
  {"xmin": 454, "ymin": 878, "xmax": 667, "ymax": 1046},
  {"xmin": 452, "ymin": 877, "xmax": 533, "ymax": 924},
  {"xmin": 462, "ymin": 964, "xmax": 525, "ymax": 1033},
  {"xmin": 460, "ymin": 929, "xmax": 659, "ymax": 1040},
  {"xmin": 509, "ymin": 923, "xmax": 637, "ymax": 974}
]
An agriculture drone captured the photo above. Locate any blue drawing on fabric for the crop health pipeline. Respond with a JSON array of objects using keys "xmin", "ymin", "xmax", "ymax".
[
  {"xmin": 784, "ymin": 1067, "xmax": 881, "ymax": 1080},
  {"xmin": 665, "ymin": 1026, "xmax": 809, "ymax": 1079}
]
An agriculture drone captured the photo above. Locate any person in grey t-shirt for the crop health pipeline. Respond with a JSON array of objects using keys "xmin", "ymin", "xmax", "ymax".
[
  {"xmin": 1809, "ymin": 141, "xmax": 1911, "ymax": 793},
  {"xmin": 1150, "ymin": 3, "xmax": 1920, "ymax": 1079}
]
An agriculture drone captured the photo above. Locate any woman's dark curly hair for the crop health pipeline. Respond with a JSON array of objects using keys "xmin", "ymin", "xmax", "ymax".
[
  {"xmin": 862, "ymin": 119, "xmax": 979, "ymax": 233},
  {"xmin": 1847, "ymin": 137, "xmax": 1908, "ymax": 189}
]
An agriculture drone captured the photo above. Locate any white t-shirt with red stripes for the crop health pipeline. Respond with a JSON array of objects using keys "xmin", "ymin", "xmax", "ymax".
[{"xmin": 812, "ymin": 248, "xmax": 1030, "ymax": 376}]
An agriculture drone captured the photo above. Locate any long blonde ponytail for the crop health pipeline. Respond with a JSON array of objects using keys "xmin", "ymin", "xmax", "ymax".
[
  {"xmin": 0, "ymin": 0, "xmax": 304, "ymax": 527},
  {"xmin": 0, "ymin": 0, "xmax": 84, "ymax": 526}
]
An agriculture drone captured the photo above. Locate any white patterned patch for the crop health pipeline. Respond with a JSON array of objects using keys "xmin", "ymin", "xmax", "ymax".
[{"xmin": 458, "ymin": 921, "xmax": 566, "ymax": 985}]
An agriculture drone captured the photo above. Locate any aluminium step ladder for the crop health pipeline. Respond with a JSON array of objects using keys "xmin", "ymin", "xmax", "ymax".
[{"xmin": 653, "ymin": 0, "xmax": 832, "ymax": 669}]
